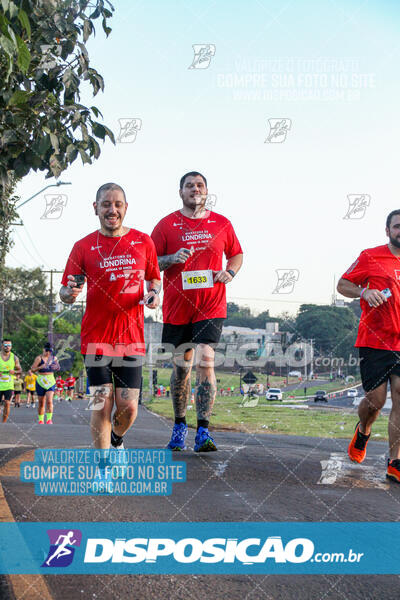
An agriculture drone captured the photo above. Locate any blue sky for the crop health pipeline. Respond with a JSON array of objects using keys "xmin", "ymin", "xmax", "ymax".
[{"xmin": 10, "ymin": 0, "xmax": 400, "ymax": 316}]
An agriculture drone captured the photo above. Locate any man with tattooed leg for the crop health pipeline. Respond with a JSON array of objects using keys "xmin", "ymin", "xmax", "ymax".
[
  {"xmin": 60, "ymin": 183, "xmax": 161, "ymax": 489},
  {"xmin": 151, "ymin": 172, "xmax": 243, "ymax": 451}
]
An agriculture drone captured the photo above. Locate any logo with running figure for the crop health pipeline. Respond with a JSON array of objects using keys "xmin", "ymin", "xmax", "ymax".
[
  {"xmin": 41, "ymin": 194, "xmax": 68, "ymax": 219},
  {"xmin": 205, "ymin": 194, "xmax": 217, "ymax": 209},
  {"xmin": 116, "ymin": 118, "xmax": 142, "ymax": 143},
  {"xmin": 343, "ymin": 194, "xmax": 371, "ymax": 220},
  {"xmin": 265, "ymin": 119, "xmax": 291, "ymax": 143},
  {"xmin": 188, "ymin": 44, "xmax": 216, "ymax": 69},
  {"xmin": 42, "ymin": 529, "xmax": 82, "ymax": 567},
  {"xmin": 272, "ymin": 269, "xmax": 299, "ymax": 294}
]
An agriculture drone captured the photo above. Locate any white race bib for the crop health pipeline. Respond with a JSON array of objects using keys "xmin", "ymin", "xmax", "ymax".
[
  {"xmin": 0, "ymin": 372, "xmax": 11, "ymax": 382},
  {"xmin": 182, "ymin": 270, "xmax": 214, "ymax": 290}
]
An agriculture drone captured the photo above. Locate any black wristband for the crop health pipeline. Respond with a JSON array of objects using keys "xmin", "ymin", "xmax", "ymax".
[
  {"xmin": 149, "ymin": 288, "xmax": 160, "ymax": 295},
  {"xmin": 227, "ymin": 269, "xmax": 235, "ymax": 278}
]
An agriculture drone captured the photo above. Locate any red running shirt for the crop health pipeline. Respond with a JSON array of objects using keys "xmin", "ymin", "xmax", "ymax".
[
  {"xmin": 341, "ymin": 244, "xmax": 400, "ymax": 350},
  {"xmin": 66, "ymin": 377, "xmax": 76, "ymax": 388},
  {"xmin": 61, "ymin": 229, "xmax": 160, "ymax": 356},
  {"xmin": 56, "ymin": 378, "xmax": 64, "ymax": 390},
  {"xmin": 151, "ymin": 211, "xmax": 242, "ymax": 325}
]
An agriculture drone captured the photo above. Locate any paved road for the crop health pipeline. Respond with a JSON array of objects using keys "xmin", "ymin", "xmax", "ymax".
[{"xmin": 0, "ymin": 400, "xmax": 399, "ymax": 599}]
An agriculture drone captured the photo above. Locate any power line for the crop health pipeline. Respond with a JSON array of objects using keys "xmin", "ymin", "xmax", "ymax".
[{"xmin": 23, "ymin": 223, "xmax": 50, "ymax": 268}]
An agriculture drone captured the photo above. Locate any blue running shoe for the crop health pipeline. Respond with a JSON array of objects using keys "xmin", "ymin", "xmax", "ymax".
[
  {"xmin": 167, "ymin": 423, "xmax": 188, "ymax": 451},
  {"xmin": 194, "ymin": 427, "xmax": 217, "ymax": 452}
]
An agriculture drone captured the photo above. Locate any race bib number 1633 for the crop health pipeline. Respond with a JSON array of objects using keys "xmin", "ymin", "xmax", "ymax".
[{"xmin": 182, "ymin": 270, "xmax": 214, "ymax": 290}]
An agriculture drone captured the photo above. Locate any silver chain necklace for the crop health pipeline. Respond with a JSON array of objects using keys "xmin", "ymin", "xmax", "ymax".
[{"xmin": 96, "ymin": 228, "xmax": 130, "ymax": 261}]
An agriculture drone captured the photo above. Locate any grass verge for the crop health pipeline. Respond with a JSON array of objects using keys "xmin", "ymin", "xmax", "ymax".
[{"xmin": 144, "ymin": 395, "xmax": 388, "ymax": 441}]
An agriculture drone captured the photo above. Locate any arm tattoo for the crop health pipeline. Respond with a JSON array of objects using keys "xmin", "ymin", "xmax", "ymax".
[
  {"xmin": 158, "ymin": 255, "xmax": 175, "ymax": 271},
  {"xmin": 170, "ymin": 365, "xmax": 192, "ymax": 418},
  {"xmin": 196, "ymin": 377, "xmax": 217, "ymax": 421}
]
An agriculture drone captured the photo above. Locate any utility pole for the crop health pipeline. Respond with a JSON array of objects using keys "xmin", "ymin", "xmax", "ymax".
[
  {"xmin": 304, "ymin": 338, "xmax": 314, "ymax": 381},
  {"xmin": 310, "ymin": 338, "xmax": 314, "ymax": 379},
  {"xmin": 304, "ymin": 342, "xmax": 307, "ymax": 381},
  {"xmin": 42, "ymin": 270, "xmax": 64, "ymax": 345}
]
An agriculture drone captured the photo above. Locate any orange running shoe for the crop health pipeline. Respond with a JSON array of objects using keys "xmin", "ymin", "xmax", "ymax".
[
  {"xmin": 386, "ymin": 459, "xmax": 400, "ymax": 483},
  {"xmin": 348, "ymin": 422, "xmax": 370, "ymax": 463}
]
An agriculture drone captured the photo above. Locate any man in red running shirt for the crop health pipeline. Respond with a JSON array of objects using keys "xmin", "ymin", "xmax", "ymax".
[
  {"xmin": 65, "ymin": 373, "xmax": 76, "ymax": 401},
  {"xmin": 60, "ymin": 183, "xmax": 161, "ymax": 482},
  {"xmin": 151, "ymin": 172, "xmax": 243, "ymax": 452},
  {"xmin": 338, "ymin": 210, "xmax": 400, "ymax": 482},
  {"xmin": 55, "ymin": 375, "xmax": 64, "ymax": 402}
]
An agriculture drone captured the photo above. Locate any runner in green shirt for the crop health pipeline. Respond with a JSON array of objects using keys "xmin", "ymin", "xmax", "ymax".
[
  {"xmin": 13, "ymin": 373, "xmax": 23, "ymax": 407},
  {"xmin": 0, "ymin": 338, "xmax": 22, "ymax": 423}
]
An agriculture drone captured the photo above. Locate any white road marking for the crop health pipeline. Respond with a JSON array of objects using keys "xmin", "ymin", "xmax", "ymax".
[
  {"xmin": 0, "ymin": 444, "xmax": 32, "ymax": 449},
  {"xmin": 215, "ymin": 446, "xmax": 245, "ymax": 476},
  {"xmin": 318, "ymin": 452, "xmax": 389, "ymax": 489}
]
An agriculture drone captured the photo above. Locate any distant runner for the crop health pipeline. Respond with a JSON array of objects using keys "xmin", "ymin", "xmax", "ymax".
[
  {"xmin": 55, "ymin": 375, "xmax": 65, "ymax": 402},
  {"xmin": 65, "ymin": 373, "xmax": 76, "ymax": 401},
  {"xmin": 152, "ymin": 171, "xmax": 243, "ymax": 452},
  {"xmin": 0, "ymin": 339, "xmax": 22, "ymax": 423},
  {"xmin": 31, "ymin": 343, "xmax": 60, "ymax": 424},
  {"xmin": 338, "ymin": 209, "xmax": 400, "ymax": 482},
  {"xmin": 24, "ymin": 369, "xmax": 37, "ymax": 407},
  {"xmin": 13, "ymin": 373, "xmax": 23, "ymax": 407}
]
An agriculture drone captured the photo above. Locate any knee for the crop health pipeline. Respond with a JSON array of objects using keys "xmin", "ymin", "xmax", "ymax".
[
  {"xmin": 122, "ymin": 403, "xmax": 137, "ymax": 421},
  {"xmin": 364, "ymin": 391, "xmax": 385, "ymax": 411},
  {"xmin": 196, "ymin": 345, "xmax": 215, "ymax": 369},
  {"xmin": 391, "ymin": 382, "xmax": 400, "ymax": 398}
]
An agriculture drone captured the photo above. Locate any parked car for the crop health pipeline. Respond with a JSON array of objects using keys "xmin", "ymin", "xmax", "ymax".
[
  {"xmin": 314, "ymin": 390, "xmax": 328, "ymax": 403},
  {"xmin": 266, "ymin": 388, "xmax": 283, "ymax": 401},
  {"xmin": 347, "ymin": 388, "xmax": 358, "ymax": 397},
  {"xmin": 288, "ymin": 371, "xmax": 302, "ymax": 377}
]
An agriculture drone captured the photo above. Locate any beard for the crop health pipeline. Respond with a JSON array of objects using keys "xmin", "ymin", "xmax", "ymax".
[
  {"xmin": 389, "ymin": 234, "xmax": 400, "ymax": 248},
  {"xmin": 182, "ymin": 195, "xmax": 206, "ymax": 212}
]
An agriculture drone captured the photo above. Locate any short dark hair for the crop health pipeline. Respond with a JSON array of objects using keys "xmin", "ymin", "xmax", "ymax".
[
  {"xmin": 179, "ymin": 171, "xmax": 207, "ymax": 190},
  {"xmin": 2, "ymin": 339, "xmax": 11, "ymax": 344},
  {"xmin": 96, "ymin": 183, "xmax": 126, "ymax": 203},
  {"xmin": 386, "ymin": 210, "xmax": 400, "ymax": 229}
]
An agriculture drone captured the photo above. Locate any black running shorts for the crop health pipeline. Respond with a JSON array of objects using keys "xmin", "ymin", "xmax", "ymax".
[
  {"xmin": 0, "ymin": 389, "xmax": 13, "ymax": 401},
  {"xmin": 84, "ymin": 355, "xmax": 142, "ymax": 389},
  {"xmin": 162, "ymin": 318, "xmax": 224, "ymax": 351},
  {"xmin": 359, "ymin": 347, "xmax": 400, "ymax": 392}
]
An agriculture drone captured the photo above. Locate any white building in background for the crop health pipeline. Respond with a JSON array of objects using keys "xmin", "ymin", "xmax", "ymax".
[{"xmin": 222, "ymin": 322, "xmax": 293, "ymax": 346}]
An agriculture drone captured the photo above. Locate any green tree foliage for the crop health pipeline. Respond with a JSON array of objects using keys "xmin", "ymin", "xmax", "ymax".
[
  {"xmin": 226, "ymin": 302, "xmax": 272, "ymax": 328},
  {"xmin": 3, "ymin": 266, "xmax": 49, "ymax": 334},
  {"xmin": 0, "ymin": 0, "xmax": 115, "ymax": 189},
  {"xmin": 11, "ymin": 312, "xmax": 82, "ymax": 375},
  {"xmin": 295, "ymin": 304, "xmax": 357, "ymax": 357},
  {"xmin": 0, "ymin": 187, "xmax": 19, "ymax": 335},
  {"xmin": 346, "ymin": 298, "xmax": 362, "ymax": 319}
]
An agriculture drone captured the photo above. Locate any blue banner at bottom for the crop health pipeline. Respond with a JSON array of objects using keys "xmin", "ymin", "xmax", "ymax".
[{"xmin": 0, "ymin": 522, "xmax": 397, "ymax": 574}]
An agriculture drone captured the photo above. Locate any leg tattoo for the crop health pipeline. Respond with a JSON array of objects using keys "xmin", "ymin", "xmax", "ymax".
[
  {"xmin": 170, "ymin": 365, "xmax": 192, "ymax": 418},
  {"xmin": 196, "ymin": 376, "xmax": 217, "ymax": 421}
]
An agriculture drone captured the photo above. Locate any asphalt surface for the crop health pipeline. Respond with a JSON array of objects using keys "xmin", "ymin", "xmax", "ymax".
[{"xmin": 0, "ymin": 399, "xmax": 399, "ymax": 599}]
